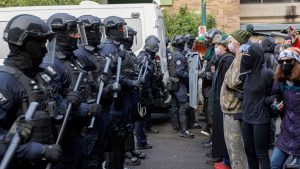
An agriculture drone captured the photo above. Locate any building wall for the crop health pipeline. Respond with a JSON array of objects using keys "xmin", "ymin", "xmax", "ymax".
[
  {"xmin": 206, "ymin": 0, "xmax": 240, "ymax": 34},
  {"xmin": 162, "ymin": 0, "xmax": 240, "ymax": 34},
  {"xmin": 163, "ymin": 0, "xmax": 201, "ymax": 12}
]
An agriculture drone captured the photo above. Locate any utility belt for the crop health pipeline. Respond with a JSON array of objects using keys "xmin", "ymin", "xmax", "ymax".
[{"xmin": 166, "ymin": 77, "xmax": 179, "ymax": 92}]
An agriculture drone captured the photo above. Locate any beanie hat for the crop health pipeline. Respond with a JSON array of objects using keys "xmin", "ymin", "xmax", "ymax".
[
  {"xmin": 279, "ymin": 47, "xmax": 300, "ymax": 63},
  {"xmin": 216, "ymin": 34, "xmax": 229, "ymax": 46},
  {"xmin": 230, "ymin": 30, "xmax": 252, "ymax": 44}
]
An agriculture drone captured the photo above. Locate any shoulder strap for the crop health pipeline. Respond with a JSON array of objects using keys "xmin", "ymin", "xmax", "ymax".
[{"xmin": 0, "ymin": 66, "xmax": 34, "ymax": 97}]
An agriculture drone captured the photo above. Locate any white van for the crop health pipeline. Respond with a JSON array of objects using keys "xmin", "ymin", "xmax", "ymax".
[{"xmin": 0, "ymin": 1, "xmax": 169, "ymax": 80}]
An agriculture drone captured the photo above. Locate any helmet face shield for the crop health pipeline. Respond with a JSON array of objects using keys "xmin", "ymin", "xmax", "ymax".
[
  {"xmin": 44, "ymin": 35, "xmax": 56, "ymax": 64},
  {"xmin": 120, "ymin": 25, "xmax": 128, "ymax": 39},
  {"xmin": 77, "ymin": 21, "xmax": 88, "ymax": 46}
]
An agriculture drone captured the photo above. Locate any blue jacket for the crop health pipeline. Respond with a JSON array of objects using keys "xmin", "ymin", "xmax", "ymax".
[{"xmin": 0, "ymin": 71, "xmax": 45, "ymax": 161}]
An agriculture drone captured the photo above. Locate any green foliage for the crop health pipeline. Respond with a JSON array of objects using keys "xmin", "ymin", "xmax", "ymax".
[
  {"xmin": 0, "ymin": 0, "xmax": 103, "ymax": 7},
  {"xmin": 163, "ymin": 6, "xmax": 217, "ymax": 39}
]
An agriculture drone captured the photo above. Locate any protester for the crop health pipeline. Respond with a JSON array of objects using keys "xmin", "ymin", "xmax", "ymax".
[
  {"xmin": 210, "ymin": 35, "xmax": 234, "ymax": 168},
  {"xmin": 241, "ymin": 43, "xmax": 275, "ymax": 169},
  {"xmin": 271, "ymin": 47, "xmax": 300, "ymax": 169},
  {"xmin": 220, "ymin": 26, "xmax": 253, "ymax": 169}
]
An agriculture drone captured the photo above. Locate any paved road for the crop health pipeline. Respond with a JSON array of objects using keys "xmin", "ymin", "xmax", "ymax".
[{"xmin": 130, "ymin": 121, "xmax": 213, "ymax": 169}]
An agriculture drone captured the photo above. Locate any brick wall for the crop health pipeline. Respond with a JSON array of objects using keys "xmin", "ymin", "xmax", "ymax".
[
  {"xmin": 163, "ymin": 0, "xmax": 201, "ymax": 12},
  {"xmin": 163, "ymin": 0, "xmax": 240, "ymax": 34},
  {"xmin": 207, "ymin": 0, "xmax": 240, "ymax": 34}
]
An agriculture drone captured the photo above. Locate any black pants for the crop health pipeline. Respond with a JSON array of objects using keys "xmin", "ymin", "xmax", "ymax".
[{"xmin": 242, "ymin": 121, "xmax": 270, "ymax": 169}]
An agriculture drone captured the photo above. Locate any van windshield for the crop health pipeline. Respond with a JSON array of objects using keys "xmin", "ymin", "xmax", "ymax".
[{"xmin": 124, "ymin": 18, "xmax": 142, "ymax": 53}]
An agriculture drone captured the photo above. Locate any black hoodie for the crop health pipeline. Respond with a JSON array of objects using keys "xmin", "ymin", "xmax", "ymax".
[
  {"xmin": 261, "ymin": 36, "xmax": 277, "ymax": 70},
  {"xmin": 242, "ymin": 43, "xmax": 275, "ymax": 124}
]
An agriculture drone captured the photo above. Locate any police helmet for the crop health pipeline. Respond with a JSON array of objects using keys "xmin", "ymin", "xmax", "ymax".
[
  {"xmin": 171, "ymin": 35, "xmax": 185, "ymax": 46},
  {"xmin": 121, "ymin": 26, "xmax": 137, "ymax": 50},
  {"xmin": 184, "ymin": 34, "xmax": 195, "ymax": 43},
  {"xmin": 47, "ymin": 13, "xmax": 77, "ymax": 32},
  {"xmin": 3, "ymin": 14, "xmax": 55, "ymax": 46},
  {"xmin": 78, "ymin": 15, "xmax": 102, "ymax": 29},
  {"xmin": 103, "ymin": 16, "xmax": 127, "ymax": 37},
  {"xmin": 144, "ymin": 35, "xmax": 160, "ymax": 53},
  {"xmin": 203, "ymin": 28, "xmax": 222, "ymax": 44}
]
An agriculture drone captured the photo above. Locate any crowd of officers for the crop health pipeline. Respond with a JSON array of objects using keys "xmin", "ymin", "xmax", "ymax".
[{"xmin": 0, "ymin": 12, "xmax": 171, "ymax": 169}]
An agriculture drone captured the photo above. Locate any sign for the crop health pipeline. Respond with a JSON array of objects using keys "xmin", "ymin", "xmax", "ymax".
[{"xmin": 198, "ymin": 26, "xmax": 206, "ymax": 37}]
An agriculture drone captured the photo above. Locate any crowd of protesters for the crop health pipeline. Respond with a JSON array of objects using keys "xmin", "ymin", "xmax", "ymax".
[{"xmin": 170, "ymin": 24, "xmax": 300, "ymax": 169}]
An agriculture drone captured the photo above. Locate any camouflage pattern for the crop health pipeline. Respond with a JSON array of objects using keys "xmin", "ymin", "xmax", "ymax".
[
  {"xmin": 224, "ymin": 114, "xmax": 247, "ymax": 169},
  {"xmin": 220, "ymin": 51, "xmax": 243, "ymax": 114}
]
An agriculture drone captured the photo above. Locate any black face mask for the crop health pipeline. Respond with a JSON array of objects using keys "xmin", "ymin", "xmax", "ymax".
[
  {"xmin": 86, "ymin": 29, "xmax": 101, "ymax": 47},
  {"xmin": 240, "ymin": 54, "xmax": 256, "ymax": 73},
  {"xmin": 24, "ymin": 40, "xmax": 48, "ymax": 67},
  {"xmin": 281, "ymin": 63, "xmax": 294, "ymax": 76},
  {"xmin": 56, "ymin": 31, "xmax": 78, "ymax": 53}
]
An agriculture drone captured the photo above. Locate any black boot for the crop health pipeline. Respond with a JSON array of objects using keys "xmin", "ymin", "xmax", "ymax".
[{"xmin": 285, "ymin": 156, "xmax": 300, "ymax": 169}]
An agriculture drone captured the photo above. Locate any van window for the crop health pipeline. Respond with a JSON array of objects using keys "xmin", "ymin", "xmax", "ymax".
[
  {"xmin": 0, "ymin": 22, "xmax": 9, "ymax": 60},
  {"xmin": 124, "ymin": 18, "xmax": 142, "ymax": 53}
]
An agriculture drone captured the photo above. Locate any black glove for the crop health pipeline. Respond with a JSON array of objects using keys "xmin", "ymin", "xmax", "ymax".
[
  {"xmin": 66, "ymin": 91, "xmax": 82, "ymax": 107},
  {"xmin": 112, "ymin": 82, "xmax": 121, "ymax": 93},
  {"xmin": 16, "ymin": 117, "xmax": 33, "ymax": 142},
  {"xmin": 43, "ymin": 144, "xmax": 62, "ymax": 163},
  {"xmin": 99, "ymin": 72, "xmax": 110, "ymax": 84},
  {"xmin": 118, "ymin": 50, "xmax": 127, "ymax": 60},
  {"xmin": 88, "ymin": 104, "xmax": 102, "ymax": 116}
]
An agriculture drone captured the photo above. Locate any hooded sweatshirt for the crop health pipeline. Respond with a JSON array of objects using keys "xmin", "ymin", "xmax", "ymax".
[
  {"xmin": 241, "ymin": 43, "xmax": 275, "ymax": 124},
  {"xmin": 261, "ymin": 37, "xmax": 277, "ymax": 70},
  {"xmin": 220, "ymin": 42, "xmax": 251, "ymax": 115}
]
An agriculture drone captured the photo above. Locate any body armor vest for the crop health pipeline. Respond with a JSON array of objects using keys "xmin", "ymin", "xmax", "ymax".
[{"xmin": 0, "ymin": 65, "xmax": 53, "ymax": 144}]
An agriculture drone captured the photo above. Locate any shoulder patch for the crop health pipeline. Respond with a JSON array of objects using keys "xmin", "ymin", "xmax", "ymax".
[
  {"xmin": 176, "ymin": 60, "xmax": 182, "ymax": 65},
  {"xmin": 0, "ymin": 92, "xmax": 7, "ymax": 104}
]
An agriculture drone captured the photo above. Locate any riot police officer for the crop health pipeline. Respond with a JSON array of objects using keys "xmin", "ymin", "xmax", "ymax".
[
  {"xmin": 170, "ymin": 35, "xmax": 194, "ymax": 139},
  {"xmin": 134, "ymin": 35, "xmax": 160, "ymax": 149},
  {"xmin": 0, "ymin": 14, "xmax": 62, "ymax": 169},
  {"xmin": 183, "ymin": 34, "xmax": 202, "ymax": 129},
  {"xmin": 120, "ymin": 26, "xmax": 146, "ymax": 165},
  {"xmin": 100, "ymin": 16, "xmax": 140, "ymax": 169},
  {"xmin": 45, "ymin": 13, "xmax": 100, "ymax": 169}
]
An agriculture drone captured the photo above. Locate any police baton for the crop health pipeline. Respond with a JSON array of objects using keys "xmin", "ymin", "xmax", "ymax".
[
  {"xmin": 88, "ymin": 57, "xmax": 111, "ymax": 129},
  {"xmin": 137, "ymin": 57, "xmax": 146, "ymax": 82},
  {"xmin": 112, "ymin": 45, "xmax": 123, "ymax": 99},
  {"xmin": 45, "ymin": 72, "xmax": 83, "ymax": 169},
  {"xmin": 0, "ymin": 102, "xmax": 39, "ymax": 169}
]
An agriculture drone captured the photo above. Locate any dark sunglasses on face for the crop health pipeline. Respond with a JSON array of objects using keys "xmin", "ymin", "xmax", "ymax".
[{"xmin": 278, "ymin": 59, "xmax": 294, "ymax": 64}]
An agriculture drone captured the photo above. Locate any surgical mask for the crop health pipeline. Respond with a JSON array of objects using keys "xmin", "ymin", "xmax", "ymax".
[
  {"xmin": 215, "ymin": 47, "xmax": 225, "ymax": 56},
  {"xmin": 281, "ymin": 63, "xmax": 294, "ymax": 76}
]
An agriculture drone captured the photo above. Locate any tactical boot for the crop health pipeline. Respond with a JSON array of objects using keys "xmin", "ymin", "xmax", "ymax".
[
  {"xmin": 144, "ymin": 127, "xmax": 159, "ymax": 134},
  {"xmin": 179, "ymin": 130, "xmax": 194, "ymax": 139},
  {"xmin": 285, "ymin": 156, "xmax": 300, "ymax": 169},
  {"xmin": 125, "ymin": 152, "xmax": 141, "ymax": 166},
  {"xmin": 131, "ymin": 150, "xmax": 146, "ymax": 159},
  {"xmin": 137, "ymin": 143, "xmax": 153, "ymax": 150}
]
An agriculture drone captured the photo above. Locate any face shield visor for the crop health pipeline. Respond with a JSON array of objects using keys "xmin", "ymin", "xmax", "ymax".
[
  {"xmin": 44, "ymin": 32, "xmax": 57, "ymax": 64},
  {"xmin": 77, "ymin": 21, "xmax": 88, "ymax": 46}
]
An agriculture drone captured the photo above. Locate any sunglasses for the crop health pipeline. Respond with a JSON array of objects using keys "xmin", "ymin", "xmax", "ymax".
[{"xmin": 278, "ymin": 59, "xmax": 294, "ymax": 64}]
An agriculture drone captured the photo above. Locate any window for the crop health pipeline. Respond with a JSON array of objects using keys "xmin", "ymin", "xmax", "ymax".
[
  {"xmin": 124, "ymin": 18, "xmax": 143, "ymax": 53},
  {"xmin": 241, "ymin": 0, "xmax": 300, "ymax": 4}
]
